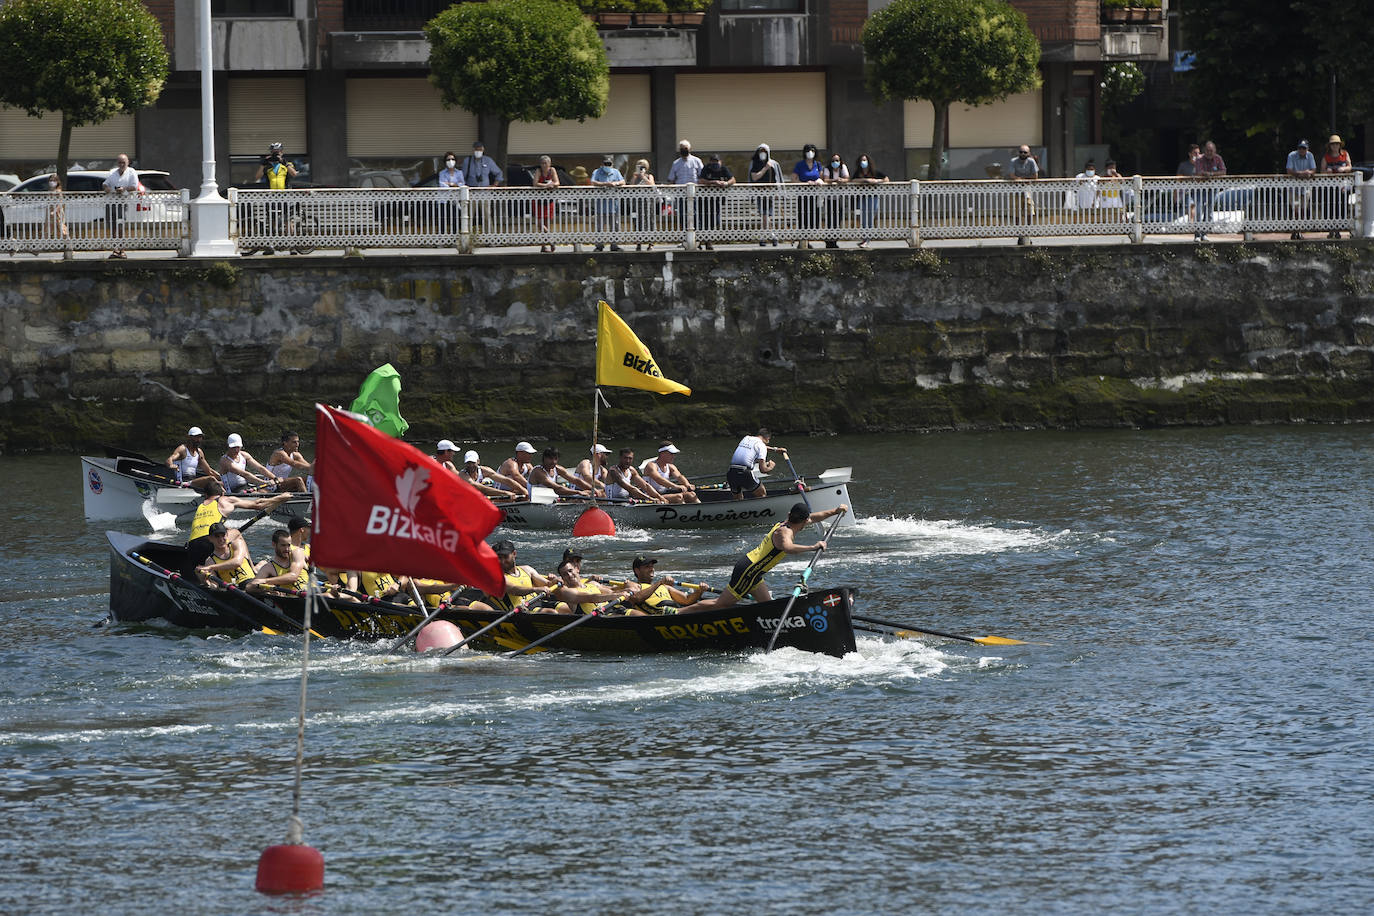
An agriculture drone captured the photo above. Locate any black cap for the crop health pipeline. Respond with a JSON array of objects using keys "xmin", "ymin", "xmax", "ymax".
[
  {"xmin": 492, "ymin": 539, "xmax": 516, "ymax": 555},
  {"xmin": 207, "ymin": 521, "xmax": 229, "ymax": 536},
  {"xmin": 632, "ymin": 555, "xmax": 656, "ymax": 568},
  {"xmin": 287, "ymin": 516, "xmax": 310, "ymax": 532},
  {"xmin": 788, "ymin": 502, "xmax": 811, "ymax": 522},
  {"xmin": 562, "ymin": 547, "xmax": 583, "ymax": 564}
]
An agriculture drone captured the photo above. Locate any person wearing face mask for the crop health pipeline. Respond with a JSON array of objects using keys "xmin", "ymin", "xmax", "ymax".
[
  {"xmin": 1073, "ymin": 159, "xmax": 1101, "ymax": 220},
  {"xmin": 666, "ymin": 139, "xmax": 704, "ymax": 187},
  {"xmin": 821, "ymin": 152, "xmax": 850, "ymax": 248},
  {"xmin": 792, "ymin": 143, "xmax": 824, "ymax": 249},
  {"xmin": 461, "ymin": 140, "xmax": 503, "ymax": 233},
  {"xmin": 851, "ymin": 154, "xmax": 888, "ymax": 248},
  {"xmin": 437, "ymin": 151, "xmax": 464, "ymax": 236},
  {"xmin": 749, "ymin": 143, "xmax": 783, "ymax": 246},
  {"xmin": 1009, "ymin": 144, "xmax": 1038, "ymax": 246},
  {"xmin": 590, "ymin": 154, "xmax": 625, "ymax": 252}
]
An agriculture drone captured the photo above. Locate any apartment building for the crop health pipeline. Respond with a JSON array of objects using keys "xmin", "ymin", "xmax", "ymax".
[{"xmin": 0, "ymin": 1, "xmax": 1168, "ymax": 186}]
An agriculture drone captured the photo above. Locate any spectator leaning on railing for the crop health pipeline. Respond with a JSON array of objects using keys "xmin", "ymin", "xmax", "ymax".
[
  {"xmin": 1285, "ymin": 139, "xmax": 1316, "ymax": 240},
  {"xmin": 1320, "ymin": 134, "xmax": 1352, "ymax": 239}
]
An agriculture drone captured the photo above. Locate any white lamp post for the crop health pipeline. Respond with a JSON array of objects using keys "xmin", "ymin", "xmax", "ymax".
[{"xmin": 188, "ymin": 0, "xmax": 236, "ymax": 257}]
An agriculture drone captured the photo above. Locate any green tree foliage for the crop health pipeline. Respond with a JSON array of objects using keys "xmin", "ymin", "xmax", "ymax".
[
  {"xmin": 1183, "ymin": 0, "xmax": 1374, "ymax": 171},
  {"xmin": 426, "ymin": 0, "xmax": 610, "ymax": 167},
  {"xmin": 0, "ymin": 0, "xmax": 168, "ymax": 182},
  {"xmin": 863, "ymin": 0, "xmax": 1040, "ymax": 179}
]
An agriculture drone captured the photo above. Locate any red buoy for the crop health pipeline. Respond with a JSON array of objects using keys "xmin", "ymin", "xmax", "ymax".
[
  {"xmin": 572, "ymin": 504, "xmax": 616, "ymax": 537},
  {"xmin": 415, "ymin": 620, "xmax": 463, "ymax": 652},
  {"xmin": 256, "ymin": 843, "xmax": 324, "ymax": 894}
]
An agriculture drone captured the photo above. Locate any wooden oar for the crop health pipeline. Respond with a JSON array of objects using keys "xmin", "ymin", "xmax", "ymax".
[
  {"xmin": 852, "ymin": 613, "xmax": 1031, "ymax": 646},
  {"xmin": 765, "ymin": 509, "xmax": 847, "ymax": 652},
  {"xmin": 502, "ymin": 610, "xmax": 600, "ymax": 658}
]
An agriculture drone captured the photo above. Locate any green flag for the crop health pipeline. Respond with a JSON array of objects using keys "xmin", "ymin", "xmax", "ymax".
[{"xmin": 350, "ymin": 364, "xmax": 409, "ymax": 438}]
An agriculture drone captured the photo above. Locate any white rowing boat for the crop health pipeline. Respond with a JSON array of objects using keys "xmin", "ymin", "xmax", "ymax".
[
  {"xmin": 497, "ymin": 467, "xmax": 855, "ymax": 530},
  {"xmin": 80, "ymin": 452, "xmax": 312, "ymax": 525}
]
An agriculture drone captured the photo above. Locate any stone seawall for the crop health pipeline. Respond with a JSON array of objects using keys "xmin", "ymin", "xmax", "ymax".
[{"xmin": 2, "ymin": 243, "xmax": 1373, "ymax": 453}]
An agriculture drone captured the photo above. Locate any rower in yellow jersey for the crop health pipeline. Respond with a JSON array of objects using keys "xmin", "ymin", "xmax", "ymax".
[
  {"xmin": 621, "ymin": 555, "xmax": 707, "ymax": 616},
  {"xmin": 251, "ymin": 529, "xmax": 309, "ymax": 593},
  {"xmin": 679, "ymin": 501, "xmax": 847, "ymax": 613},
  {"xmin": 481, "ymin": 540, "xmax": 557, "ymax": 612},
  {"xmin": 185, "ymin": 481, "xmax": 290, "ymax": 576},
  {"xmin": 196, "ymin": 522, "xmax": 255, "ymax": 587},
  {"xmin": 547, "ymin": 552, "xmax": 631, "ymax": 615}
]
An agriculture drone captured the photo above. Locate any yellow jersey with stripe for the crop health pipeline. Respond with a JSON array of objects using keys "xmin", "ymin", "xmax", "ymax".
[
  {"xmin": 269, "ymin": 554, "xmax": 309, "ymax": 592},
  {"xmin": 487, "ymin": 566, "xmax": 532, "ymax": 612},
  {"xmin": 571, "ymin": 576, "xmax": 604, "ymax": 615},
  {"xmin": 638, "ymin": 582, "xmax": 680, "ymax": 614},
  {"xmin": 359, "ymin": 571, "xmax": 398, "ymax": 599},
  {"xmin": 727, "ymin": 523, "xmax": 786, "ymax": 599},
  {"xmin": 189, "ymin": 499, "xmax": 224, "ymax": 541},
  {"xmin": 212, "ymin": 546, "xmax": 254, "ymax": 586}
]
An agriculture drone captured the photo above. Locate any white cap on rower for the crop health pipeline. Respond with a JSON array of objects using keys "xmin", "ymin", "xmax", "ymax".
[
  {"xmin": 437, "ymin": 439, "xmax": 456, "ymax": 452},
  {"xmin": 515, "ymin": 441, "xmax": 535, "ymax": 454},
  {"xmin": 590, "ymin": 443, "xmax": 611, "ymax": 454},
  {"xmin": 464, "ymin": 450, "xmax": 480, "ymax": 464},
  {"xmin": 658, "ymin": 444, "xmax": 680, "ymax": 454},
  {"xmin": 226, "ymin": 433, "xmax": 243, "ymax": 448},
  {"xmin": 187, "ymin": 426, "xmax": 203, "ymax": 437}
]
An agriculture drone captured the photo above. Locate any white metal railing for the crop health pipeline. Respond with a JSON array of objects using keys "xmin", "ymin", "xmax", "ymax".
[
  {"xmin": 3, "ymin": 177, "xmax": 1362, "ymax": 255},
  {"xmin": 0, "ymin": 189, "xmax": 190, "ymax": 254}
]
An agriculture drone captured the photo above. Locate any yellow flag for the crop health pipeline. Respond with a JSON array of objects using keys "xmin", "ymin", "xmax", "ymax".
[{"xmin": 595, "ymin": 300, "xmax": 691, "ymax": 396}]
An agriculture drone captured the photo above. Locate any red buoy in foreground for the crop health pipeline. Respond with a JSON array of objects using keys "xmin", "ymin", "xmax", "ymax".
[
  {"xmin": 572, "ymin": 504, "xmax": 616, "ymax": 537},
  {"xmin": 256, "ymin": 842, "xmax": 324, "ymax": 894},
  {"xmin": 415, "ymin": 620, "xmax": 463, "ymax": 652}
]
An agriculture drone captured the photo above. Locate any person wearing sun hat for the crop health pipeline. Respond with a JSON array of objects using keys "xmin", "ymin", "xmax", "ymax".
[
  {"xmin": 166, "ymin": 425, "xmax": 221, "ymax": 490},
  {"xmin": 219, "ymin": 432, "xmax": 281, "ymax": 493},
  {"xmin": 434, "ymin": 439, "xmax": 459, "ymax": 473},
  {"xmin": 640, "ymin": 440, "xmax": 699, "ymax": 503},
  {"xmin": 457, "ymin": 448, "xmax": 526, "ymax": 501},
  {"xmin": 497, "ymin": 441, "xmax": 538, "ymax": 493},
  {"xmin": 573, "ymin": 443, "xmax": 612, "ymax": 496},
  {"xmin": 620, "ymin": 554, "xmax": 708, "ymax": 616},
  {"xmin": 1319, "ymin": 134, "xmax": 1353, "ymax": 238}
]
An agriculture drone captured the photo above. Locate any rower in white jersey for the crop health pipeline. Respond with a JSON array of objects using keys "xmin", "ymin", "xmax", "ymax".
[{"xmin": 165, "ymin": 426, "xmax": 221, "ymax": 490}]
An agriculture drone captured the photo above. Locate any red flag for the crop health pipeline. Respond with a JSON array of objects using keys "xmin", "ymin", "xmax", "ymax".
[{"xmin": 311, "ymin": 404, "xmax": 504, "ymax": 595}]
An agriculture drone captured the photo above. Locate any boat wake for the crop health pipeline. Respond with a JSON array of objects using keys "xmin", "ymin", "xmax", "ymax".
[
  {"xmin": 141, "ymin": 499, "xmax": 180, "ymax": 533},
  {"xmin": 848, "ymin": 515, "xmax": 1072, "ymax": 558}
]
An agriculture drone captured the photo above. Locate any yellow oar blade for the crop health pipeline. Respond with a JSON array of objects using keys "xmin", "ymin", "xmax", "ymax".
[{"xmin": 972, "ymin": 635, "xmax": 1030, "ymax": 646}]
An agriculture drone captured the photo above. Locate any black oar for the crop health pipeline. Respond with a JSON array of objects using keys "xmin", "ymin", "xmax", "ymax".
[
  {"xmin": 765, "ymin": 509, "xmax": 847, "ymax": 652},
  {"xmin": 131, "ymin": 552, "xmax": 265, "ymax": 634},
  {"xmin": 853, "ymin": 613, "xmax": 1030, "ymax": 646},
  {"xmin": 439, "ymin": 591, "xmax": 548, "ymax": 657},
  {"xmin": 131, "ymin": 551, "xmax": 320, "ymax": 638},
  {"xmin": 503, "ymin": 610, "xmax": 600, "ymax": 658},
  {"xmin": 606, "ymin": 578, "xmax": 719, "ymax": 594},
  {"xmin": 381, "ymin": 580, "xmax": 453, "ymax": 654}
]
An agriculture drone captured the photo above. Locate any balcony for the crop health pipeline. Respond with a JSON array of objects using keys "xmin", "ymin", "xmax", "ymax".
[
  {"xmin": 1100, "ymin": 0, "xmax": 1168, "ymax": 62},
  {"xmin": 342, "ymin": 0, "xmax": 450, "ymax": 32}
]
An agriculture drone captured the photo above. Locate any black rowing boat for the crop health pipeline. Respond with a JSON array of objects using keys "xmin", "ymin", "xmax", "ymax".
[{"xmin": 106, "ymin": 531, "xmax": 858, "ymax": 657}]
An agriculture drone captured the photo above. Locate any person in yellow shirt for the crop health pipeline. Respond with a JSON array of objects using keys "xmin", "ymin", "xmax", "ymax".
[
  {"xmin": 679, "ymin": 502, "xmax": 846, "ymax": 613},
  {"xmin": 196, "ymin": 522, "xmax": 255, "ymax": 587}
]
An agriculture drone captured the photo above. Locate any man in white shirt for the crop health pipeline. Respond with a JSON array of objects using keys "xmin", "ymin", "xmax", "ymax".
[
  {"xmin": 666, "ymin": 139, "xmax": 704, "ymax": 186},
  {"xmin": 102, "ymin": 153, "xmax": 139, "ymax": 259},
  {"xmin": 727, "ymin": 427, "xmax": 785, "ymax": 499}
]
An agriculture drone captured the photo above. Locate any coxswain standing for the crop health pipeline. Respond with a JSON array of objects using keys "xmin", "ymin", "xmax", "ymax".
[
  {"xmin": 165, "ymin": 426, "xmax": 221, "ymax": 490},
  {"xmin": 727, "ymin": 427, "xmax": 787, "ymax": 499},
  {"xmin": 679, "ymin": 501, "xmax": 847, "ymax": 613}
]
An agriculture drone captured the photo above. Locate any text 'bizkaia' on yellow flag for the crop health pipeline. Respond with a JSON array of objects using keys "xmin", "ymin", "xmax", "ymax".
[{"xmin": 595, "ymin": 300, "xmax": 691, "ymax": 396}]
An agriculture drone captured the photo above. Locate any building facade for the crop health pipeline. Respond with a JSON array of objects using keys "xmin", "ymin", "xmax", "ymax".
[{"xmin": 0, "ymin": 0, "xmax": 1168, "ymax": 187}]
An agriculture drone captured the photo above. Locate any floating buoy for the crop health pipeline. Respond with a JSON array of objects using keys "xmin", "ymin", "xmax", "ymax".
[
  {"xmin": 572, "ymin": 504, "xmax": 616, "ymax": 537},
  {"xmin": 255, "ymin": 842, "xmax": 324, "ymax": 894},
  {"xmin": 415, "ymin": 620, "xmax": 463, "ymax": 652}
]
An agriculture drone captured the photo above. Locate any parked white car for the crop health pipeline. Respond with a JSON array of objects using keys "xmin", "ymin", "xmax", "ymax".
[{"xmin": 0, "ymin": 169, "xmax": 183, "ymax": 234}]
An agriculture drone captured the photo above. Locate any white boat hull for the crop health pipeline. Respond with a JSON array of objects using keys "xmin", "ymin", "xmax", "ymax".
[
  {"xmin": 81, "ymin": 456, "xmax": 173, "ymax": 521},
  {"xmin": 498, "ymin": 479, "xmax": 854, "ymax": 531}
]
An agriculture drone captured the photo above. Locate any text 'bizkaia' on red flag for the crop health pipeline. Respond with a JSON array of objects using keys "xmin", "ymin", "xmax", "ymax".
[{"xmin": 311, "ymin": 404, "xmax": 504, "ymax": 595}]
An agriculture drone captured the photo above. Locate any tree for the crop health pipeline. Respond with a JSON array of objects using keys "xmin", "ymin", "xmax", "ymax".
[
  {"xmin": 863, "ymin": 0, "xmax": 1040, "ymax": 180},
  {"xmin": 426, "ymin": 0, "xmax": 610, "ymax": 169},
  {"xmin": 1183, "ymin": 0, "xmax": 1374, "ymax": 171},
  {"xmin": 0, "ymin": 0, "xmax": 168, "ymax": 184}
]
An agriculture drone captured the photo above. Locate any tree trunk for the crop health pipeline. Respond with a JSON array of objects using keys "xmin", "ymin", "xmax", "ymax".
[
  {"xmin": 928, "ymin": 101, "xmax": 949, "ymax": 180},
  {"xmin": 57, "ymin": 112, "xmax": 73, "ymax": 187},
  {"xmin": 495, "ymin": 117, "xmax": 511, "ymax": 181}
]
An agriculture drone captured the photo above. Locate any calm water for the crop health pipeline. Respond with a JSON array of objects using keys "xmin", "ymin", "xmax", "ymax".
[{"xmin": 2, "ymin": 427, "xmax": 1372, "ymax": 914}]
